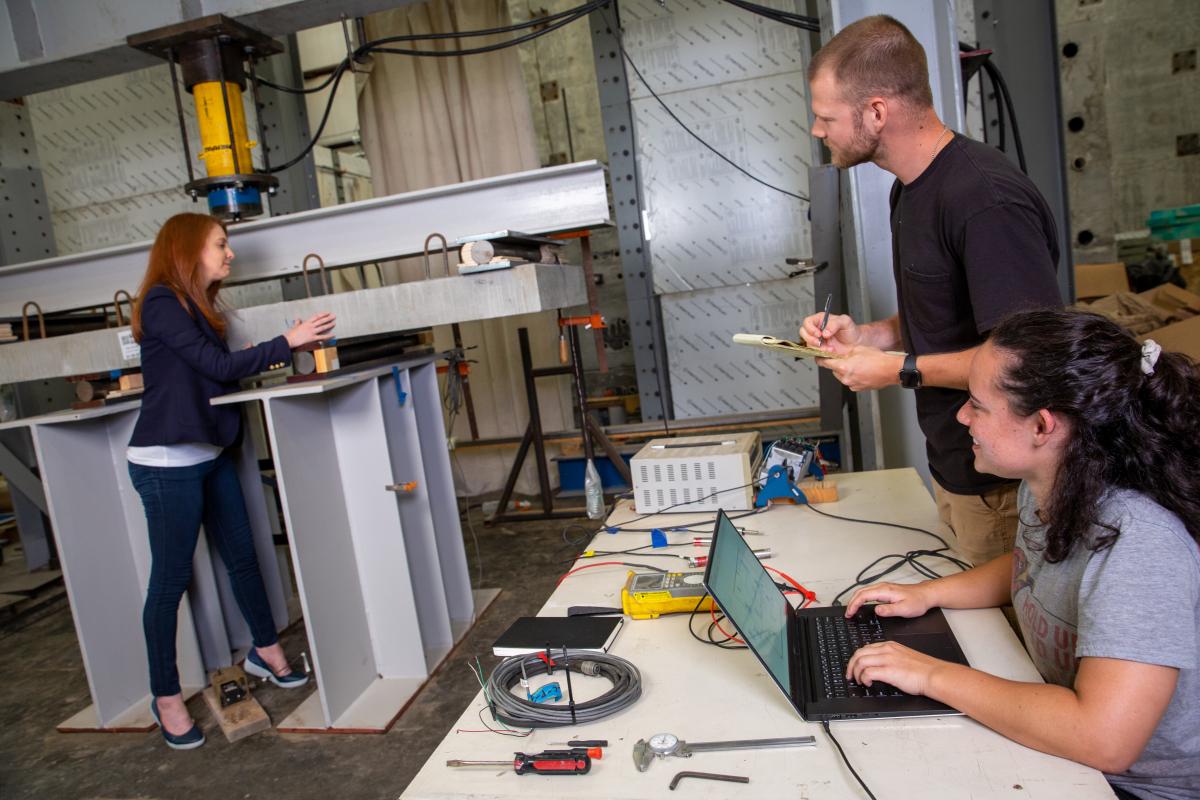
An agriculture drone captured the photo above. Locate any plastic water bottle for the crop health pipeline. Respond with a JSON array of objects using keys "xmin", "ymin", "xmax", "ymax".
[{"xmin": 584, "ymin": 458, "xmax": 604, "ymax": 520}]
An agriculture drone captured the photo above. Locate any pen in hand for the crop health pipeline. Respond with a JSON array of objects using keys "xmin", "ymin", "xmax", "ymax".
[{"xmin": 818, "ymin": 293, "xmax": 833, "ymax": 343}]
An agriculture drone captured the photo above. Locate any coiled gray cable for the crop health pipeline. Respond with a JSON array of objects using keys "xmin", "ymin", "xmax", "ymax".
[{"xmin": 485, "ymin": 649, "xmax": 642, "ymax": 728}]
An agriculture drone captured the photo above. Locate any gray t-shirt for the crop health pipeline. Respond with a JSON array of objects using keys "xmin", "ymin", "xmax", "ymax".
[{"xmin": 1012, "ymin": 484, "xmax": 1200, "ymax": 800}]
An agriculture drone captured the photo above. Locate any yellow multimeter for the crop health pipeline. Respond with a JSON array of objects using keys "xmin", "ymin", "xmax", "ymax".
[{"xmin": 620, "ymin": 570, "xmax": 716, "ymax": 619}]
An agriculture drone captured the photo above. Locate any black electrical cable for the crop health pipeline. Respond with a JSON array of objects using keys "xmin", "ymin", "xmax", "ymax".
[
  {"xmin": 801, "ymin": 503, "xmax": 970, "ymax": 606},
  {"xmin": 982, "ymin": 59, "xmax": 1027, "ymax": 174},
  {"xmin": 259, "ymin": 1, "xmax": 602, "ymax": 171},
  {"xmin": 257, "ymin": 0, "xmax": 607, "ymax": 93},
  {"xmin": 263, "ymin": 59, "xmax": 351, "ymax": 173},
  {"xmin": 687, "ymin": 593, "xmax": 747, "ymax": 649},
  {"xmin": 821, "ymin": 720, "xmax": 878, "ymax": 800},
  {"xmin": 804, "ymin": 503, "xmax": 952, "ymax": 550},
  {"xmin": 610, "ymin": 506, "xmax": 768, "ymax": 534},
  {"xmin": 370, "ymin": 3, "xmax": 599, "ymax": 58},
  {"xmin": 719, "ymin": 0, "xmax": 820, "ymax": 32},
  {"xmin": 829, "ymin": 549, "xmax": 970, "ymax": 607},
  {"xmin": 599, "ymin": 6, "xmax": 809, "ymax": 203}
]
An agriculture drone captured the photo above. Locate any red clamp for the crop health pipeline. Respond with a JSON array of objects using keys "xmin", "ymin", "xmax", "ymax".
[{"xmin": 558, "ymin": 314, "xmax": 606, "ymax": 330}]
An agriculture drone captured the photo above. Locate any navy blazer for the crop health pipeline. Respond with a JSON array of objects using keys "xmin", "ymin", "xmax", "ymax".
[{"xmin": 129, "ymin": 284, "xmax": 292, "ymax": 448}]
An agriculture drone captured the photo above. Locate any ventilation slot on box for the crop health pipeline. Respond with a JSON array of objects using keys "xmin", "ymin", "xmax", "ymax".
[
  {"xmin": 669, "ymin": 488, "xmax": 678, "ymax": 506},
  {"xmin": 640, "ymin": 465, "xmax": 649, "ymax": 483},
  {"xmin": 708, "ymin": 463, "xmax": 717, "ymax": 481},
  {"xmin": 683, "ymin": 488, "xmax": 692, "ymax": 504},
  {"xmin": 666, "ymin": 464, "xmax": 675, "ymax": 482}
]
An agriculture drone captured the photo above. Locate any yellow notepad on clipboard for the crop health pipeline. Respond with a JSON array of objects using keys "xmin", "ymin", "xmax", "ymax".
[{"xmin": 732, "ymin": 333, "xmax": 843, "ymax": 359}]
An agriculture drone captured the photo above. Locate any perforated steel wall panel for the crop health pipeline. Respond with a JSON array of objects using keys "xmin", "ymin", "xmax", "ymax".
[{"xmin": 662, "ymin": 276, "xmax": 818, "ymax": 419}]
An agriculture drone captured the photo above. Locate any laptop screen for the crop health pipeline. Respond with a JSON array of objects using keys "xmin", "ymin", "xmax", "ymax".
[{"xmin": 704, "ymin": 510, "xmax": 793, "ymax": 697}]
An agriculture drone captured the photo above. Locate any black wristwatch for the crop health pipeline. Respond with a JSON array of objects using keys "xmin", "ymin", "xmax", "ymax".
[{"xmin": 899, "ymin": 352, "xmax": 922, "ymax": 389}]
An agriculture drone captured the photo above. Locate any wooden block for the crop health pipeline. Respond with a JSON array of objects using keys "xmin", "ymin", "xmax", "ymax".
[
  {"xmin": 313, "ymin": 345, "xmax": 340, "ymax": 373},
  {"xmin": 201, "ymin": 673, "xmax": 271, "ymax": 743},
  {"xmin": 799, "ymin": 480, "xmax": 839, "ymax": 504},
  {"xmin": 118, "ymin": 373, "xmax": 144, "ymax": 391}
]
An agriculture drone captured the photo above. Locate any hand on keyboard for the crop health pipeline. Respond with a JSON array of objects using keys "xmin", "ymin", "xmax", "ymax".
[
  {"xmin": 845, "ymin": 640, "xmax": 949, "ymax": 698},
  {"xmin": 844, "ymin": 582, "xmax": 934, "ymax": 620}
]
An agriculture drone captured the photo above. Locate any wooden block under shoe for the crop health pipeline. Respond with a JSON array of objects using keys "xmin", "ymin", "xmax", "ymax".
[
  {"xmin": 799, "ymin": 480, "xmax": 839, "ymax": 504},
  {"xmin": 202, "ymin": 679, "xmax": 271, "ymax": 743}
]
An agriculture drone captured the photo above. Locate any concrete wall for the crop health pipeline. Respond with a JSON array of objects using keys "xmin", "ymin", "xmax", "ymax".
[{"xmin": 1058, "ymin": 0, "xmax": 1200, "ymax": 264}]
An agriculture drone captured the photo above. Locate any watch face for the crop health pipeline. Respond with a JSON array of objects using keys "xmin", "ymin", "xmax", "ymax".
[{"xmin": 648, "ymin": 733, "xmax": 679, "ymax": 754}]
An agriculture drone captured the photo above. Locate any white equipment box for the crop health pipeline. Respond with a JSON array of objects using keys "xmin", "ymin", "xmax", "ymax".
[{"xmin": 631, "ymin": 431, "xmax": 762, "ymax": 513}]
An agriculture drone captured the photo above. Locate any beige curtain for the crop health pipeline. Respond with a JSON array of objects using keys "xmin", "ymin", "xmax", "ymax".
[{"xmin": 359, "ymin": 0, "xmax": 572, "ymax": 498}]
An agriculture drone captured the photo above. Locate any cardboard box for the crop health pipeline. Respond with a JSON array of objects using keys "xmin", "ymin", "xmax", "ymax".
[
  {"xmin": 1140, "ymin": 315, "xmax": 1200, "ymax": 361},
  {"xmin": 1075, "ymin": 262, "xmax": 1130, "ymax": 301},
  {"xmin": 1138, "ymin": 283, "xmax": 1200, "ymax": 321}
]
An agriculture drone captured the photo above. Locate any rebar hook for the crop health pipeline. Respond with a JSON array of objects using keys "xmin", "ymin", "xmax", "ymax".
[
  {"xmin": 422, "ymin": 233, "xmax": 451, "ymax": 280},
  {"xmin": 21, "ymin": 301, "xmax": 46, "ymax": 341},
  {"xmin": 301, "ymin": 253, "xmax": 331, "ymax": 298}
]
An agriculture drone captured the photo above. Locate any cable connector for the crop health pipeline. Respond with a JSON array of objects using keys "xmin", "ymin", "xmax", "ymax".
[{"xmin": 578, "ymin": 659, "xmax": 601, "ymax": 677}]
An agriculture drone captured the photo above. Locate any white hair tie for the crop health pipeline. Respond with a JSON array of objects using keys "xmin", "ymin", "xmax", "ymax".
[{"xmin": 1141, "ymin": 339, "xmax": 1162, "ymax": 376}]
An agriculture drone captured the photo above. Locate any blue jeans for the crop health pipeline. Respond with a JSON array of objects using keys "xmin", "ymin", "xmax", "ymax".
[{"xmin": 129, "ymin": 451, "xmax": 278, "ymax": 697}]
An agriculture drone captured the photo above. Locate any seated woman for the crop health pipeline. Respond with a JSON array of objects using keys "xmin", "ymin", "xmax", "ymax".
[{"xmin": 844, "ymin": 308, "xmax": 1198, "ymax": 800}]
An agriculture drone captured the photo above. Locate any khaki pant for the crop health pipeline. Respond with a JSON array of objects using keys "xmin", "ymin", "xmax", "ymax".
[{"xmin": 933, "ymin": 482, "xmax": 1020, "ymax": 567}]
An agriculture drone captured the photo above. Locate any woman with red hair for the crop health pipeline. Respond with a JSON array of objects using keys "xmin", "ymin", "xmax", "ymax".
[{"xmin": 127, "ymin": 213, "xmax": 334, "ymax": 749}]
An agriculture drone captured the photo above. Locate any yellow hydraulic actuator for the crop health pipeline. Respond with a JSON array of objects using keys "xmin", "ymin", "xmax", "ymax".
[
  {"xmin": 192, "ymin": 81, "xmax": 256, "ymax": 179},
  {"xmin": 127, "ymin": 15, "xmax": 282, "ymax": 221}
]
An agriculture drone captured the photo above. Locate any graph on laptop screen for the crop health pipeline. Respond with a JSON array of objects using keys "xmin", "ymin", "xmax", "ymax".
[{"xmin": 706, "ymin": 512, "xmax": 793, "ymax": 695}]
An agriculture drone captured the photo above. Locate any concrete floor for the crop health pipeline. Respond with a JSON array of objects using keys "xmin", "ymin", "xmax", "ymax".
[{"xmin": 0, "ymin": 505, "xmax": 591, "ymax": 800}]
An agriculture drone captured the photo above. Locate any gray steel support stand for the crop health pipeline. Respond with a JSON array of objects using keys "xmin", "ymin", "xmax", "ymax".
[
  {"xmin": 973, "ymin": 0, "xmax": 1073, "ymax": 302},
  {"xmin": 0, "ymin": 99, "xmax": 59, "ymax": 569},
  {"xmin": 590, "ymin": 3, "xmax": 672, "ymax": 424}
]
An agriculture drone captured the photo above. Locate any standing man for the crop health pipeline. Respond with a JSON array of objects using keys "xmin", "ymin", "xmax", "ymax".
[{"xmin": 799, "ymin": 15, "xmax": 1061, "ymax": 565}]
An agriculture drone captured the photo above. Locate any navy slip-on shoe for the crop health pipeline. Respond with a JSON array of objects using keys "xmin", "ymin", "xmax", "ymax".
[
  {"xmin": 244, "ymin": 648, "xmax": 309, "ymax": 689},
  {"xmin": 150, "ymin": 698, "xmax": 205, "ymax": 751}
]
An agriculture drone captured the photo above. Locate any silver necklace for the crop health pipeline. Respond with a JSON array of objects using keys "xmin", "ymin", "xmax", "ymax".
[{"xmin": 929, "ymin": 125, "xmax": 950, "ymax": 167}]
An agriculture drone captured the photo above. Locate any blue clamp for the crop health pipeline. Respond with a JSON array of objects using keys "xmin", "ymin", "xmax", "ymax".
[
  {"xmin": 755, "ymin": 464, "xmax": 809, "ymax": 508},
  {"xmin": 650, "ymin": 528, "xmax": 668, "ymax": 548},
  {"xmin": 528, "ymin": 682, "xmax": 562, "ymax": 703},
  {"xmin": 391, "ymin": 366, "xmax": 407, "ymax": 406}
]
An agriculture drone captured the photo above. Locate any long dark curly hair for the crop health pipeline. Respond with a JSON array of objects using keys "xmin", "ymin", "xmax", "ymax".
[{"xmin": 990, "ymin": 308, "xmax": 1200, "ymax": 561}]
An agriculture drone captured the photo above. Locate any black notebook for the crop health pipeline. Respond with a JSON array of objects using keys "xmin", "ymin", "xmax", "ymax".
[{"xmin": 492, "ymin": 615, "xmax": 625, "ymax": 657}]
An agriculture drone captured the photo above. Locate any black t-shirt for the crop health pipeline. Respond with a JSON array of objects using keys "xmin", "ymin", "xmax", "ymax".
[{"xmin": 890, "ymin": 134, "xmax": 1062, "ymax": 494}]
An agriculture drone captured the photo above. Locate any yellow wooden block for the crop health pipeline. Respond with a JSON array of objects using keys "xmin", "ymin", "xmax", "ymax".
[
  {"xmin": 799, "ymin": 480, "xmax": 838, "ymax": 504},
  {"xmin": 313, "ymin": 346, "xmax": 340, "ymax": 373},
  {"xmin": 118, "ymin": 373, "xmax": 144, "ymax": 391}
]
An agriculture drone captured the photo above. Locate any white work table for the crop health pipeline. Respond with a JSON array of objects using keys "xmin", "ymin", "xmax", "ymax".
[{"xmin": 401, "ymin": 468, "xmax": 1114, "ymax": 799}]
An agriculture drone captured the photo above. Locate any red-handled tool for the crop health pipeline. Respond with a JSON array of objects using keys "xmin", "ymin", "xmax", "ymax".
[{"xmin": 447, "ymin": 750, "xmax": 592, "ymax": 775}]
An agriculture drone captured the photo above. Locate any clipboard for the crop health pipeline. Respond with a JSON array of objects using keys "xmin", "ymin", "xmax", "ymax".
[{"xmin": 732, "ymin": 333, "xmax": 843, "ymax": 359}]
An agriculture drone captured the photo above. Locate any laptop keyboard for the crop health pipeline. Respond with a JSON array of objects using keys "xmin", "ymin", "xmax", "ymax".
[{"xmin": 814, "ymin": 613, "xmax": 905, "ymax": 699}]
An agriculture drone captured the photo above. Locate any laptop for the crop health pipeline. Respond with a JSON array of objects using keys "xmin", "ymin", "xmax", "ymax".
[{"xmin": 702, "ymin": 509, "xmax": 969, "ymax": 721}]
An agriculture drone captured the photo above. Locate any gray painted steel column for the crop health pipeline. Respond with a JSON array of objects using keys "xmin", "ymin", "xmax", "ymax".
[
  {"xmin": 590, "ymin": 4, "xmax": 672, "ymax": 422},
  {"xmin": 974, "ymin": 0, "xmax": 1073, "ymax": 301}
]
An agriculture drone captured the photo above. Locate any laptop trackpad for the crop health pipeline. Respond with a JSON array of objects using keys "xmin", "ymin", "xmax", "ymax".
[{"xmin": 891, "ymin": 633, "xmax": 968, "ymax": 664}]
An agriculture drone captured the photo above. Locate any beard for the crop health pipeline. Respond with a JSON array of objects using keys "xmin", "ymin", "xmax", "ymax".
[{"xmin": 829, "ymin": 116, "xmax": 880, "ymax": 168}]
